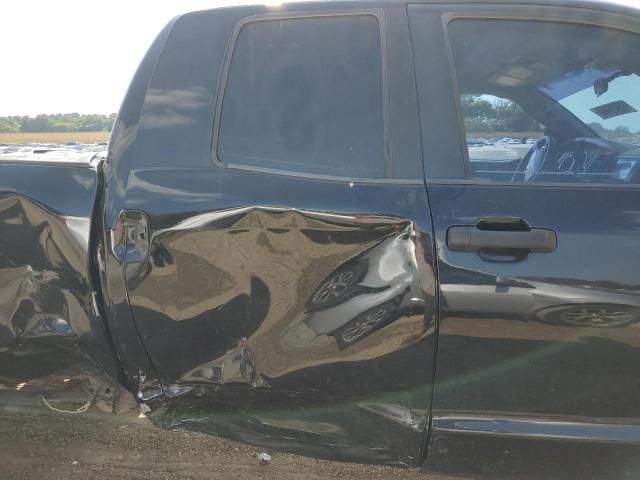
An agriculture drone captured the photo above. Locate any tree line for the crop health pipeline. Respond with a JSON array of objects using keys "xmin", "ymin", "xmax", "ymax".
[
  {"xmin": 461, "ymin": 95, "xmax": 541, "ymax": 133},
  {"xmin": 0, "ymin": 113, "xmax": 116, "ymax": 133},
  {"xmin": 461, "ymin": 95, "xmax": 639, "ymax": 141}
]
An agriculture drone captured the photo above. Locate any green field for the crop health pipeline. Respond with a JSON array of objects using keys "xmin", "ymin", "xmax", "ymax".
[{"xmin": 0, "ymin": 132, "xmax": 110, "ymax": 144}]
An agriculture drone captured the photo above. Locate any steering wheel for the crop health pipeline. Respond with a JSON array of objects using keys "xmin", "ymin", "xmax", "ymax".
[{"xmin": 522, "ymin": 136, "xmax": 553, "ymax": 182}]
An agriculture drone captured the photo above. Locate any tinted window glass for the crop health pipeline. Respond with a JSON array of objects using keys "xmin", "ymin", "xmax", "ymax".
[
  {"xmin": 450, "ymin": 19, "xmax": 640, "ymax": 184},
  {"xmin": 462, "ymin": 94, "xmax": 543, "ymax": 181},
  {"xmin": 218, "ymin": 15, "xmax": 386, "ymax": 178}
]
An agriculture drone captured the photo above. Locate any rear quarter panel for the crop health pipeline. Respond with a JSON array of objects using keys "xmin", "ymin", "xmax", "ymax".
[{"xmin": 0, "ymin": 160, "xmax": 118, "ymax": 387}]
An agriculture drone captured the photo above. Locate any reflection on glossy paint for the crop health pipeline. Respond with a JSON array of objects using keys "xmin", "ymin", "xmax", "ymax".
[
  {"xmin": 433, "ymin": 414, "xmax": 640, "ymax": 442},
  {"xmin": 440, "ymin": 266, "xmax": 640, "ymax": 329},
  {"xmin": 424, "ymin": 183, "xmax": 640, "ymax": 463},
  {"xmin": 140, "ymin": 87, "xmax": 214, "ymax": 130},
  {"xmin": 183, "ymin": 340, "xmax": 269, "ymax": 388},
  {"xmin": 0, "ymin": 196, "xmax": 88, "ymax": 346},
  {"xmin": 0, "ymin": 163, "xmax": 118, "ymax": 387},
  {"xmin": 124, "ymin": 202, "xmax": 437, "ymax": 464},
  {"xmin": 303, "ymin": 226, "xmax": 425, "ymax": 349},
  {"xmin": 20, "ymin": 315, "xmax": 74, "ymax": 339},
  {"xmin": 126, "ymin": 206, "xmax": 432, "ymax": 382},
  {"xmin": 359, "ymin": 402, "xmax": 428, "ymax": 432},
  {"xmin": 434, "ymin": 263, "xmax": 640, "ymax": 421}
]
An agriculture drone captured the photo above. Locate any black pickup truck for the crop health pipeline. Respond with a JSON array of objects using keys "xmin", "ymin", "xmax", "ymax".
[{"xmin": 2, "ymin": 0, "xmax": 640, "ymax": 472}]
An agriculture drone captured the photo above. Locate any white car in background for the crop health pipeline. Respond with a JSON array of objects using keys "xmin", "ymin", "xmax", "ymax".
[{"xmin": 304, "ymin": 231, "xmax": 425, "ymax": 349}]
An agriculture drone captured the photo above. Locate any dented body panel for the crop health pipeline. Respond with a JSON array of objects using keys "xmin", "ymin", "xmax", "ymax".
[
  {"xmin": 0, "ymin": 158, "xmax": 118, "ymax": 389},
  {"xmin": 3, "ymin": 0, "xmax": 640, "ymax": 473},
  {"xmin": 124, "ymin": 186, "xmax": 438, "ymax": 464},
  {"xmin": 97, "ymin": 2, "xmax": 439, "ymax": 464}
]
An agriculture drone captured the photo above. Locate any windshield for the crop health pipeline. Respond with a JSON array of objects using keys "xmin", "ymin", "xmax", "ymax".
[{"xmin": 540, "ymin": 69, "xmax": 640, "ymax": 145}]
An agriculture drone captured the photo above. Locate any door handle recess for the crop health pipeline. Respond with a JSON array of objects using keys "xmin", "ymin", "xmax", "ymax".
[{"xmin": 447, "ymin": 226, "xmax": 557, "ymax": 253}]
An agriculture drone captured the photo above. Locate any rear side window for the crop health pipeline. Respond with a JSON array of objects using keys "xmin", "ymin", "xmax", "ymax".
[{"xmin": 217, "ymin": 15, "xmax": 386, "ymax": 179}]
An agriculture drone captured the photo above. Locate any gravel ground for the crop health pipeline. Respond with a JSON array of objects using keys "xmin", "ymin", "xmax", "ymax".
[{"xmin": 0, "ymin": 401, "xmax": 453, "ymax": 480}]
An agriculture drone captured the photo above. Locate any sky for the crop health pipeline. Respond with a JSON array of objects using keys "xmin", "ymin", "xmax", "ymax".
[
  {"xmin": 0, "ymin": 1, "xmax": 247, "ymax": 116},
  {"xmin": 2, "ymin": 0, "xmax": 640, "ymax": 117}
]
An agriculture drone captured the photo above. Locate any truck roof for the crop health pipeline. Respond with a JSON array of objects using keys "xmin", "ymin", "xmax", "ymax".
[{"xmin": 180, "ymin": 0, "xmax": 639, "ymax": 14}]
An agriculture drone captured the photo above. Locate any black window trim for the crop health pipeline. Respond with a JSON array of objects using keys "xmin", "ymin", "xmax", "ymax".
[
  {"xmin": 436, "ymin": 3, "xmax": 640, "ymax": 189},
  {"xmin": 211, "ymin": 9, "xmax": 399, "ymax": 183}
]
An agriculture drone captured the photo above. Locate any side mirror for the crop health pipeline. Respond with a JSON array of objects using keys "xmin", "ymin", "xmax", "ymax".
[{"xmin": 594, "ymin": 77, "xmax": 609, "ymax": 97}]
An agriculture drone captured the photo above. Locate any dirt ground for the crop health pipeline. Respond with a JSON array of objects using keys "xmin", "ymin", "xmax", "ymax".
[{"xmin": 0, "ymin": 399, "xmax": 452, "ymax": 480}]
